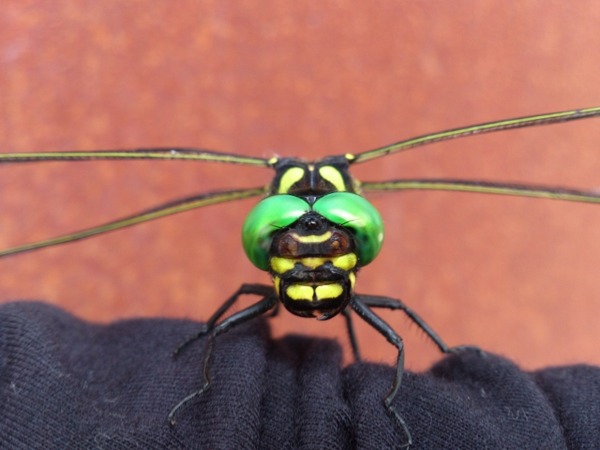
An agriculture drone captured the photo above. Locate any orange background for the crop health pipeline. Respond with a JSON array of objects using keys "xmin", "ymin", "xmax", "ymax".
[{"xmin": 0, "ymin": 2, "xmax": 599, "ymax": 371}]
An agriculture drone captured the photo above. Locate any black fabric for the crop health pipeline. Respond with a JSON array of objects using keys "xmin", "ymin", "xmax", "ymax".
[{"xmin": 0, "ymin": 301, "xmax": 598, "ymax": 450}]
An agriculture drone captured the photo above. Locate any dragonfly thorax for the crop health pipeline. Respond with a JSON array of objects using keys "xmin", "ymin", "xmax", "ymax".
[{"xmin": 269, "ymin": 155, "xmax": 359, "ymax": 196}]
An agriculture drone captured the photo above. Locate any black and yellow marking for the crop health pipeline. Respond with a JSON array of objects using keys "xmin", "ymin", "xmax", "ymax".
[
  {"xmin": 318, "ymin": 165, "xmax": 347, "ymax": 192},
  {"xmin": 289, "ymin": 231, "xmax": 333, "ymax": 243},
  {"xmin": 270, "ymin": 157, "xmax": 358, "ymax": 196},
  {"xmin": 271, "ymin": 253, "xmax": 357, "ymax": 304},
  {"xmin": 348, "ymin": 272, "xmax": 356, "ymax": 289},
  {"xmin": 277, "ymin": 167, "xmax": 305, "ymax": 194},
  {"xmin": 285, "ymin": 282, "xmax": 344, "ymax": 302},
  {"xmin": 270, "ymin": 253, "xmax": 358, "ymax": 275}
]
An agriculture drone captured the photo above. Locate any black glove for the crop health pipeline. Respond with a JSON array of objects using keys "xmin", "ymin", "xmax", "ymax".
[{"xmin": 1, "ymin": 301, "xmax": 598, "ymax": 449}]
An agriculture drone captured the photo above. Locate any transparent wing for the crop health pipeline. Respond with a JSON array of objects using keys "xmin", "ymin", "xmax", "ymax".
[
  {"xmin": 0, "ymin": 186, "xmax": 267, "ymax": 258},
  {"xmin": 361, "ymin": 179, "xmax": 600, "ymax": 203},
  {"xmin": 350, "ymin": 106, "xmax": 600, "ymax": 164},
  {"xmin": 0, "ymin": 147, "xmax": 271, "ymax": 167}
]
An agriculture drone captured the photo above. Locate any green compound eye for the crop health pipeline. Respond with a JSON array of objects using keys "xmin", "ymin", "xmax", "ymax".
[
  {"xmin": 242, "ymin": 192, "xmax": 384, "ymax": 271},
  {"xmin": 313, "ymin": 192, "xmax": 384, "ymax": 266},
  {"xmin": 242, "ymin": 195, "xmax": 310, "ymax": 270}
]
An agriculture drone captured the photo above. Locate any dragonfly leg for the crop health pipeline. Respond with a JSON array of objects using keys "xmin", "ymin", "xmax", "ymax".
[
  {"xmin": 342, "ymin": 307, "xmax": 361, "ymax": 361},
  {"xmin": 357, "ymin": 294, "xmax": 480, "ymax": 355},
  {"xmin": 173, "ymin": 283, "xmax": 274, "ymax": 356},
  {"xmin": 168, "ymin": 285, "xmax": 277, "ymax": 426},
  {"xmin": 350, "ymin": 296, "xmax": 412, "ymax": 448}
]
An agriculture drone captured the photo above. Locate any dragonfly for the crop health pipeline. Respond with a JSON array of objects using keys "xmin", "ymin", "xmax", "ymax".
[{"xmin": 1, "ymin": 106, "xmax": 599, "ymax": 447}]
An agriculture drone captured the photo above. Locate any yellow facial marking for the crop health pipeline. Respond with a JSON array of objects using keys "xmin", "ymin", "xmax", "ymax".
[
  {"xmin": 285, "ymin": 283, "xmax": 344, "ymax": 302},
  {"xmin": 318, "ymin": 166, "xmax": 346, "ymax": 192},
  {"xmin": 273, "ymin": 276, "xmax": 281, "ymax": 295},
  {"xmin": 297, "ymin": 254, "xmax": 356, "ymax": 271},
  {"xmin": 270, "ymin": 254, "xmax": 358, "ymax": 273},
  {"xmin": 289, "ymin": 231, "xmax": 332, "ymax": 243},
  {"xmin": 286, "ymin": 284, "xmax": 314, "ymax": 301},
  {"xmin": 278, "ymin": 167, "xmax": 305, "ymax": 194},
  {"xmin": 298, "ymin": 257, "xmax": 328, "ymax": 269},
  {"xmin": 331, "ymin": 253, "xmax": 357, "ymax": 270},
  {"xmin": 349, "ymin": 272, "xmax": 356, "ymax": 289},
  {"xmin": 270, "ymin": 257, "xmax": 296, "ymax": 274},
  {"xmin": 315, "ymin": 283, "xmax": 343, "ymax": 300}
]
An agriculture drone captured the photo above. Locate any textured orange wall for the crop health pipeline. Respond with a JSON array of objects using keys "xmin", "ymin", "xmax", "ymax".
[{"xmin": 0, "ymin": 2, "xmax": 599, "ymax": 371}]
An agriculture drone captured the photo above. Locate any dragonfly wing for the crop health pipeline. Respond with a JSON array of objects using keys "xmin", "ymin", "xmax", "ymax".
[
  {"xmin": 0, "ymin": 186, "xmax": 268, "ymax": 257},
  {"xmin": 361, "ymin": 179, "xmax": 600, "ymax": 204}
]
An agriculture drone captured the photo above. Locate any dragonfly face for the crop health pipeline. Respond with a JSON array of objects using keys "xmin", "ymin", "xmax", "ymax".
[
  {"xmin": 242, "ymin": 156, "xmax": 384, "ymax": 319},
  {"xmin": 269, "ymin": 211, "xmax": 358, "ymax": 319}
]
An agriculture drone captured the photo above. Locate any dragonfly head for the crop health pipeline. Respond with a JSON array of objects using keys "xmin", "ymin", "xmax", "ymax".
[{"xmin": 242, "ymin": 192, "xmax": 384, "ymax": 319}]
